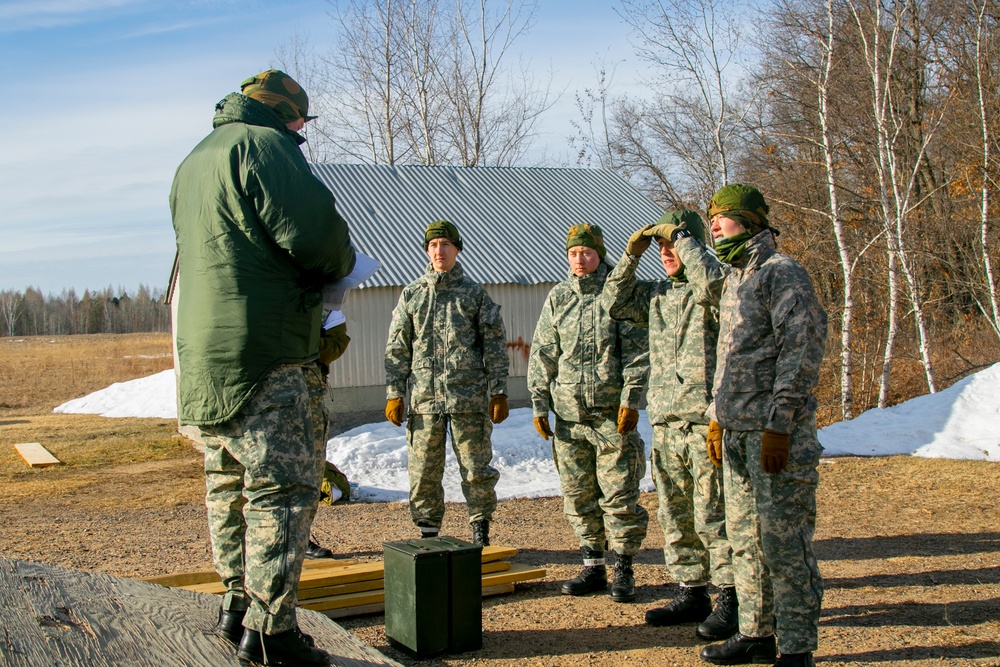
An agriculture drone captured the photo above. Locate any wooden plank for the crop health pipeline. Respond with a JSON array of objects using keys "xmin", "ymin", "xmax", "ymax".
[
  {"xmin": 296, "ymin": 578, "xmax": 384, "ymax": 601},
  {"xmin": 482, "ymin": 583, "xmax": 516, "ymax": 596},
  {"xmin": 14, "ymin": 442, "xmax": 61, "ymax": 468},
  {"xmin": 0, "ymin": 557, "xmax": 401, "ymax": 667},
  {"xmin": 480, "ymin": 563, "xmax": 547, "ymax": 587},
  {"xmin": 301, "ymin": 589, "xmax": 385, "ymax": 612},
  {"xmin": 141, "ymin": 558, "xmax": 357, "ymax": 588}
]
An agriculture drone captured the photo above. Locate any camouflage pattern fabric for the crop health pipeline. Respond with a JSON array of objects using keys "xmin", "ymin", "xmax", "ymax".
[
  {"xmin": 552, "ymin": 408, "xmax": 648, "ymax": 555},
  {"xmin": 385, "ymin": 261, "xmax": 507, "ymax": 527},
  {"xmin": 385, "ymin": 262, "xmax": 509, "ymax": 413},
  {"xmin": 304, "ymin": 362, "xmax": 330, "ymax": 482},
  {"xmin": 601, "ymin": 238, "xmax": 725, "ymax": 425},
  {"xmin": 723, "ymin": 419, "xmax": 823, "ymax": 653},
  {"xmin": 650, "ymin": 423, "xmax": 732, "ymax": 586},
  {"xmin": 527, "ymin": 263, "xmax": 649, "ymax": 555},
  {"xmin": 602, "ymin": 239, "xmax": 732, "ymax": 585},
  {"xmin": 706, "ymin": 229, "xmax": 827, "ymax": 654},
  {"xmin": 201, "ymin": 364, "xmax": 320, "ymax": 634},
  {"xmin": 528, "ymin": 262, "xmax": 649, "ymax": 421},
  {"xmin": 709, "ymin": 231, "xmax": 828, "ymax": 433},
  {"xmin": 406, "ymin": 412, "xmax": 499, "ymax": 526}
]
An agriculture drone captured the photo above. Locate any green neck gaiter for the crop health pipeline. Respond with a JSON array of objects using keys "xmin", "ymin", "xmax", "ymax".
[
  {"xmin": 714, "ymin": 232, "xmax": 753, "ymax": 264},
  {"xmin": 669, "ymin": 269, "xmax": 687, "ymax": 283}
]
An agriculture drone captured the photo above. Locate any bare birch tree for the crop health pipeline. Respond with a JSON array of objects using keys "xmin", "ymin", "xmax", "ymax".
[{"xmin": 846, "ymin": 0, "xmax": 948, "ymax": 403}]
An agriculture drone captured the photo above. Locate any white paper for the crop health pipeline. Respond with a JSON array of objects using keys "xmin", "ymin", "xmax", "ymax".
[
  {"xmin": 322, "ymin": 253, "xmax": 381, "ymax": 310},
  {"xmin": 323, "ymin": 309, "xmax": 346, "ymax": 330}
]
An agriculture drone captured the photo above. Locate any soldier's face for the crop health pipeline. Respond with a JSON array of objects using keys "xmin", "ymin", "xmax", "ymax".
[
  {"xmin": 710, "ymin": 214, "xmax": 745, "ymax": 239},
  {"xmin": 567, "ymin": 246, "xmax": 601, "ymax": 276},
  {"xmin": 426, "ymin": 237, "xmax": 459, "ymax": 272},
  {"xmin": 657, "ymin": 239, "xmax": 684, "ymax": 276}
]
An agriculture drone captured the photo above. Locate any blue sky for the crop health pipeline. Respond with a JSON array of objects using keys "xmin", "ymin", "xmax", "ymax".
[{"xmin": 0, "ymin": 0, "xmax": 646, "ymax": 295}]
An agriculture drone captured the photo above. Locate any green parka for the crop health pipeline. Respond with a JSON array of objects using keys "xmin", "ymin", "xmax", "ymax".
[{"xmin": 170, "ymin": 93, "xmax": 355, "ymax": 426}]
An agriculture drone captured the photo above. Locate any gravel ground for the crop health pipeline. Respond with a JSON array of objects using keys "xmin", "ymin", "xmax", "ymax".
[{"xmin": 2, "ymin": 439, "xmax": 999, "ymax": 667}]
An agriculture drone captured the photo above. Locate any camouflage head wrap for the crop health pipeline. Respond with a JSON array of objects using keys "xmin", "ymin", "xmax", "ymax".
[
  {"xmin": 707, "ymin": 184, "xmax": 770, "ymax": 233},
  {"xmin": 240, "ymin": 70, "xmax": 316, "ymax": 123},
  {"xmin": 424, "ymin": 219, "xmax": 464, "ymax": 251},
  {"xmin": 565, "ymin": 223, "xmax": 607, "ymax": 260},
  {"xmin": 655, "ymin": 209, "xmax": 708, "ymax": 245}
]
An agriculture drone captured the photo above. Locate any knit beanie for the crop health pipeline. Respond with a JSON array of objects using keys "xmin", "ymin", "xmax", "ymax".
[
  {"xmin": 241, "ymin": 70, "xmax": 316, "ymax": 123},
  {"xmin": 424, "ymin": 219, "xmax": 464, "ymax": 251},
  {"xmin": 565, "ymin": 223, "xmax": 607, "ymax": 260},
  {"xmin": 707, "ymin": 184, "xmax": 770, "ymax": 234}
]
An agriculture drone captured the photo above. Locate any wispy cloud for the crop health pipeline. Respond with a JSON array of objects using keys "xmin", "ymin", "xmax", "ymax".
[
  {"xmin": 126, "ymin": 16, "xmax": 227, "ymax": 38},
  {"xmin": 0, "ymin": 0, "xmax": 141, "ymax": 32}
]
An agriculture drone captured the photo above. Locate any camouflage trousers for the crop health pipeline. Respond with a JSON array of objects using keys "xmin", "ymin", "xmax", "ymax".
[
  {"xmin": 406, "ymin": 411, "xmax": 499, "ymax": 527},
  {"xmin": 201, "ymin": 364, "xmax": 321, "ymax": 634},
  {"xmin": 552, "ymin": 408, "xmax": 649, "ymax": 556},
  {"xmin": 304, "ymin": 363, "xmax": 332, "ymax": 482},
  {"xmin": 723, "ymin": 416, "xmax": 824, "ymax": 654},
  {"xmin": 651, "ymin": 422, "xmax": 733, "ymax": 586}
]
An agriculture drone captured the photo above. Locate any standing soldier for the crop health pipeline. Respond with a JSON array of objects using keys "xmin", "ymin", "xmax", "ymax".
[
  {"xmin": 528, "ymin": 223, "xmax": 650, "ymax": 603},
  {"xmin": 698, "ymin": 185, "xmax": 827, "ymax": 667},
  {"xmin": 602, "ymin": 210, "xmax": 738, "ymax": 639},
  {"xmin": 384, "ymin": 220, "xmax": 509, "ymax": 546},
  {"xmin": 171, "ymin": 69, "xmax": 355, "ymax": 667}
]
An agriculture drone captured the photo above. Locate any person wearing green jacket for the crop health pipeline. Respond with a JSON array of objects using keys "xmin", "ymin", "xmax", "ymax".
[{"xmin": 170, "ymin": 69, "xmax": 355, "ymax": 667}]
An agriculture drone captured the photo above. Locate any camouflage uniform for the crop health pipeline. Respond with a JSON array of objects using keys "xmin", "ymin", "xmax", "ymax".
[
  {"xmin": 201, "ymin": 365, "xmax": 319, "ymax": 634},
  {"xmin": 528, "ymin": 262, "xmax": 650, "ymax": 555},
  {"xmin": 385, "ymin": 262, "xmax": 508, "ymax": 528},
  {"xmin": 708, "ymin": 229, "xmax": 827, "ymax": 654},
  {"xmin": 603, "ymin": 239, "xmax": 733, "ymax": 586}
]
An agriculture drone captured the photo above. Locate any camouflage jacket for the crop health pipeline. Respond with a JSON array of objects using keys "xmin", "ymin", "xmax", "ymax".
[
  {"xmin": 601, "ymin": 237, "xmax": 725, "ymax": 425},
  {"xmin": 384, "ymin": 262, "xmax": 509, "ymax": 414},
  {"xmin": 709, "ymin": 231, "xmax": 828, "ymax": 433},
  {"xmin": 528, "ymin": 262, "xmax": 649, "ymax": 422}
]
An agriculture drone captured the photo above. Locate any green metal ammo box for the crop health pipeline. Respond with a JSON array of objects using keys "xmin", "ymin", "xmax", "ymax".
[
  {"xmin": 382, "ymin": 537, "xmax": 483, "ymax": 657},
  {"xmin": 424, "ymin": 535, "xmax": 483, "ymax": 653}
]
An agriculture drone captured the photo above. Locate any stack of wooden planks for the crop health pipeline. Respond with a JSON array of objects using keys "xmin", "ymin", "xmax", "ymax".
[{"xmin": 141, "ymin": 545, "xmax": 545, "ymax": 619}]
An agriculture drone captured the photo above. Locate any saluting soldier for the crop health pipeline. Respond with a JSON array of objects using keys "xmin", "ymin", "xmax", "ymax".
[
  {"xmin": 697, "ymin": 185, "xmax": 827, "ymax": 667},
  {"xmin": 602, "ymin": 210, "xmax": 737, "ymax": 640}
]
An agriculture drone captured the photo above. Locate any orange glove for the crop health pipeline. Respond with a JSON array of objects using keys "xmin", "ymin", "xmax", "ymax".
[
  {"xmin": 534, "ymin": 415, "xmax": 553, "ymax": 440},
  {"xmin": 706, "ymin": 420, "xmax": 723, "ymax": 467},
  {"xmin": 385, "ymin": 398, "xmax": 404, "ymax": 426},
  {"xmin": 489, "ymin": 395, "xmax": 509, "ymax": 424},
  {"xmin": 761, "ymin": 429, "xmax": 790, "ymax": 474},
  {"xmin": 617, "ymin": 407, "xmax": 639, "ymax": 434}
]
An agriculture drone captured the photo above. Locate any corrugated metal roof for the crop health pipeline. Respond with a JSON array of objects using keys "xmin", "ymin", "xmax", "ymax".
[{"xmin": 310, "ymin": 164, "xmax": 666, "ymax": 287}]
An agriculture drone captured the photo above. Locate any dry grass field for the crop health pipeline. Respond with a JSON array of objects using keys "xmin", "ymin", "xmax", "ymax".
[{"xmin": 1, "ymin": 333, "xmax": 999, "ymax": 667}]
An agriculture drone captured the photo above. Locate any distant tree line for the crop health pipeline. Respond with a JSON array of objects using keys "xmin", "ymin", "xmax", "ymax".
[{"xmin": 0, "ymin": 286, "xmax": 170, "ymax": 337}]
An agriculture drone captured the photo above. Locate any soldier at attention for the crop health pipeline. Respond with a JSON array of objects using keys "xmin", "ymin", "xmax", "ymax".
[
  {"xmin": 383, "ymin": 220, "xmax": 510, "ymax": 546},
  {"xmin": 528, "ymin": 223, "xmax": 650, "ymax": 603},
  {"xmin": 602, "ymin": 210, "xmax": 737, "ymax": 640}
]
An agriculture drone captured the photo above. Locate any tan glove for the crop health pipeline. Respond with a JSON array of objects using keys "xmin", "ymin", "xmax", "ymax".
[
  {"xmin": 385, "ymin": 397, "xmax": 404, "ymax": 426},
  {"xmin": 489, "ymin": 395, "xmax": 509, "ymax": 424},
  {"xmin": 643, "ymin": 220, "xmax": 686, "ymax": 242},
  {"xmin": 318, "ymin": 322, "xmax": 351, "ymax": 368},
  {"xmin": 706, "ymin": 420, "xmax": 723, "ymax": 467},
  {"xmin": 617, "ymin": 406, "xmax": 639, "ymax": 434},
  {"xmin": 626, "ymin": 224, "xmax": 654, "ymax": 256},
  {"xmin": 534, "ymin": 415, "xmax": 553, "ymax": 440},
  {"xmin": 761, "ymin": 429, "xmax": 790, "ymax": 474}
]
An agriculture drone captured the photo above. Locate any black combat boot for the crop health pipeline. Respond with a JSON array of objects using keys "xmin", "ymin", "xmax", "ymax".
[
  {"xmin": 561, "ymin": 546, "xmax": 607, "ymax": 596},
  {"xmin": 305, "ymin": 536, "xmax": 334, "ymax": 559},
  {"xmin": 645, "ymin": 585, "xmax": 711, "ymax": 626},
  {"xmin": 237, "ymin": 626, "xmax": 329, "ymax": 667},
  {"xmin": 210, "ymin": 604, "xmax": 245, "ymax": 645},
  {"xmin": 696, "ymin": 586, "xmax": 739, "ymax": 641},
  {"xmin": 774, "ymin": 652, "xmax": 815, "ymax": 667},
  {"xmin": 417, "ymin": 521, "xmax": 439, "ymax": 539},
  {"xmin": 471, "ymin": 519, "xmax": 490, "ymax": 546},
  {"xmin": 699, "ymin": 633, "xmax": 777, "ymax": 665},
  {"xmin": 609, "ymin": 552, "xmax": 635, "ymax": 602}
]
